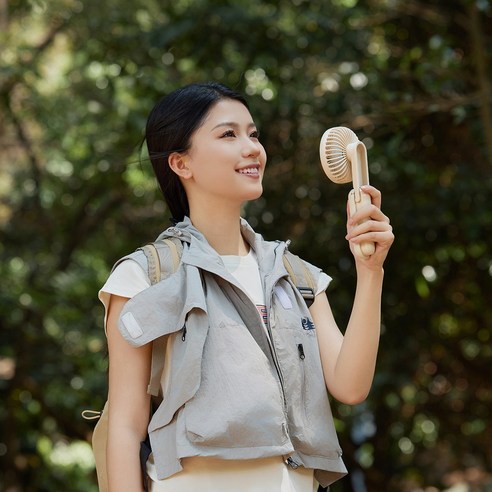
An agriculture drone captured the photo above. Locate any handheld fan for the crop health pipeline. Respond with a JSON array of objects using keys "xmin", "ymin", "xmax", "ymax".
[{"xmin": 319, "ymin": 127, "xmax": 375, "ymax": 258}]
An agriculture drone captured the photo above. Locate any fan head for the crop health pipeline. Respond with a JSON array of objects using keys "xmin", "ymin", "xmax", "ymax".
[{"xmin": 319, "ymin": 126, "xmax": 358, "ymax": 184}]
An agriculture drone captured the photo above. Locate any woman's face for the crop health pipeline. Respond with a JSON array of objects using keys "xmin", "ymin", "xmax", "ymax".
[{"xmin": 181, "ymin": 98, "xmax": 267, "ymax": 207}]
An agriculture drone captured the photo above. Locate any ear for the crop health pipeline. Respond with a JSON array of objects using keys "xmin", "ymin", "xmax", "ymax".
[{"xmin": 168, "ymin": 152, "xmax": 192, "ymax": 179}]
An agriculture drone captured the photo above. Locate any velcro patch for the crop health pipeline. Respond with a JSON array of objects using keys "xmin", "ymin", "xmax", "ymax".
[
  {"xmin": 274, "ymin": 285, "xmax": 292, "ymax": 309},
  {"xmin": 121, "ymin": 312, "xmax": 144, "ymax": 339}
]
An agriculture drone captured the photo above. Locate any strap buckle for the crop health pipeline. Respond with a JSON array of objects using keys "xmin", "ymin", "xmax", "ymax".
[{"xmin": 298, "ymin": 287, "xmax": 315, "ymax": 307}]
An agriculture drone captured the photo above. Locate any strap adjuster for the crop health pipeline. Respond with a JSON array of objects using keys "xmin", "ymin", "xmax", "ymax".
[{"xmin": 298, "ymin": 287, "xmax": 315, "ymax": 307}]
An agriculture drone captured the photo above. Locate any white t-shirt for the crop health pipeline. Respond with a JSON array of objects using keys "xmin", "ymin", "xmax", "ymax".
[{"xmin": 99, "ymin": 250, "xmax": 331, "ymax": 492}]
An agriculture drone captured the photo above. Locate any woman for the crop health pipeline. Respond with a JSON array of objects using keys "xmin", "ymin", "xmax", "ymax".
[{"xmin": 99, "ymin": 82, "xmax": 394, "ymax": 492}]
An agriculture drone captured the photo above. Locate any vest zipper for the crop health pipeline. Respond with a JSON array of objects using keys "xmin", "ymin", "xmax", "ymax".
[
  {"xmin": 265, "ymin": 293, "xmax": 288, "ymax": 408},
  {"xmin": 181, "ymin": 325, "xmax": 187, "ymax": 341},
  {"xmin": 297, "ymin": 343, "xmax": 305, "ymax": 360},
  {"xmin": 298, "ymin": 343, "xmax": 308, "ymax": 422}
]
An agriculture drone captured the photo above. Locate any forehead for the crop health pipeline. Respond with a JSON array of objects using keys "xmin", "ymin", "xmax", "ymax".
[{"xmin": 201, "ymin": 99, "xmax": 254, "ymax": 128}]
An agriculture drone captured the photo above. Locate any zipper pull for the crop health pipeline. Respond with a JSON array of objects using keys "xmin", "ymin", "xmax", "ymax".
[
  {"xmin": 285, "ymin": 456, "xmax": 300, "ymax": 469},
  {"xmin": 182, "ymin": 326, "xmax": 187, "ymax": 341},
  {"xmin": 297, "ymin": 343, "xmax": 305, "ymax": 360}
]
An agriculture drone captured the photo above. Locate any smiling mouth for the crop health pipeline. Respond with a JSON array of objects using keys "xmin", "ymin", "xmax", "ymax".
[{"xmin": 237, "ymin": 166, "xmax": 260, "ymax": 175}]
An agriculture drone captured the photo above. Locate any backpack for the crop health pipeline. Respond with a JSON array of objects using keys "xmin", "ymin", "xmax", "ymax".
[{"xmin": 83, "ymin": 237, "xmax": 316, "ymax": 492}]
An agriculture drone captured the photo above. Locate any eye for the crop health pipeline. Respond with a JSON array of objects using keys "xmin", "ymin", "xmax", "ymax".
[
  {"xmin": 220, "ymin": 129, "xmax": 236, "ymax": 138},
  {"xmin": 250, "ymin": 129, "xmax": 260, "ymax": 139}
]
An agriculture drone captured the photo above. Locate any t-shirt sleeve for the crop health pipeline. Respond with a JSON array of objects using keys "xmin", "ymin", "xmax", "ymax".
[
  {"xmin": 316, "ymin": 271, "xmax": 332, "ymax": 296},
  {"xmin": 300, "ymin": 258, "xmax": 333, "ymax": 296},
  {"xmin": 98, "ymin": 259, "xmax": 151, "ymax": 332}
]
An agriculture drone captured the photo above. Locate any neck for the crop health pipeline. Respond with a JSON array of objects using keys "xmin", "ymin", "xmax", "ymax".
[{"xmin": 188, "ymin": 205, "xmax": 249, "ymax": 256}]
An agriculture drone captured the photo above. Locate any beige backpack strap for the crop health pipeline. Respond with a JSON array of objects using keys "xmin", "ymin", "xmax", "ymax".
[
  {"xmin": 140, "ymin": 238, "xmax": 181, "ymax": 285},
  {"xmin": 140, "ymin": 244, "xmax": 161, "ymax": 285},
  {"xmin": 282, "ymin": 251, "xmax": 316, "ymax": 308},
  {"xmin": 145, "ymin": 236, "xmax": 183, "ymax": 397}
]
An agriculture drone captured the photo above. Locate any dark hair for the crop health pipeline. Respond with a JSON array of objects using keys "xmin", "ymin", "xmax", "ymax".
[{"xmin": 145, "ymin": 82, "xmax": 249, "ymax": 223}]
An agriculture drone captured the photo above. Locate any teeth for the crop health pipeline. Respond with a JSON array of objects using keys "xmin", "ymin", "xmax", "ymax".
[{"xmin": 238, "ymin": 168, "xmax": 258, "ymax": 174}]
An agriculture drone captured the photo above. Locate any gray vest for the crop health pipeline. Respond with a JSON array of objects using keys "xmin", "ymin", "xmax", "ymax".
[{"xmin": 118, "ymin": 218, "xmax": 347, "ymax": 487}]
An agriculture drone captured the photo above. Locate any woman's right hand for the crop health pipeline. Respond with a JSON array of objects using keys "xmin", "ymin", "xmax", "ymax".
[{"xmin": 345, "ymin": 185, "xmax": 394, "ymax": 272}]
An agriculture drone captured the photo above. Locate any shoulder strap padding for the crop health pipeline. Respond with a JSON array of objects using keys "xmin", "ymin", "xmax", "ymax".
[
  {"xmin": 139, "ymin": 244, "xmax": 160, "ymax": 285},
  {"xmin": 139, "ymin": 237, "xmax": 183, "ymax": 285}
]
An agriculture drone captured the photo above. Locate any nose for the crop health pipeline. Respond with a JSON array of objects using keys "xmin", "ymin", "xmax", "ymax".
[{"xmin": 241, "ymin": 136, "xmax": 262, "ymax": 158}]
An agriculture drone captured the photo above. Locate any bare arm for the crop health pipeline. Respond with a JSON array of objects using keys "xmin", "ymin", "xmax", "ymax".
[
  {"xmin": 106, "ymin": 294, "xmax": 152, "ymax": 492},
  {"xmin": 311, "ymin": 185, "xmax": 394, "ymax": 405}
]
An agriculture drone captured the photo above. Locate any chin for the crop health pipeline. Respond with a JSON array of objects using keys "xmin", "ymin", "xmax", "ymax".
[
  {"xmin": 245, "ymin": 187, "xmax": 263, "ymax": 201},
  {"xmin": 229, "ymin": 185, "xmax": 263, "ymax": 206}
]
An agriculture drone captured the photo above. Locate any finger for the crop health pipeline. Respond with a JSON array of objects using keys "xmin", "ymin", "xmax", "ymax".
[
  {"xmin": 348, "ymin": 230, "xmax": 394, "ymax": 250},
  {"xmin": 346, "ymin": 219, "xmax": 393, "ymax": 240},
  {"xmin": 349, "ymin": 205, "xmax": 389, "ymax": 227},
  {"xmin": 360, "ymin": 185, "xmax": 382, "ymax": 209}
]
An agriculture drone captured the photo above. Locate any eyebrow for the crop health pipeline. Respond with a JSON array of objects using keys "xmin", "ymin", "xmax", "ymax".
[{"xmin": 211, "ymin": 121, "xmax": 257, "ymax": 131}]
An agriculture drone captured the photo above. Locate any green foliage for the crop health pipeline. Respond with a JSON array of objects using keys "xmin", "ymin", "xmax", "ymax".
[{"xmin": 1, "ymin": 0, "xmax": 491, "ymax": 490}]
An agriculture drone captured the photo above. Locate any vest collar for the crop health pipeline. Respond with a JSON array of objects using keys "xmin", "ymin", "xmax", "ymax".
[{"xmin": 157, "ymin": 216, "xmax": 289, "ymax": 290}]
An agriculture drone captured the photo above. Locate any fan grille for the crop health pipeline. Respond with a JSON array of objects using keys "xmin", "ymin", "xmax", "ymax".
[{"xmin": 320, "ymin": 126, "xmax": 358, "ymax": 184}]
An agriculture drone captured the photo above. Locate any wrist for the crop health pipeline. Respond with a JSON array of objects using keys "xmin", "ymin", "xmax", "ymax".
[{"xmin": 356, "ymin": 264, "xmax": 385, "ymax": 281}]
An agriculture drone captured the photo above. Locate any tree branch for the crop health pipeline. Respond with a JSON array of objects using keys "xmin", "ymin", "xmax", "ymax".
[
  {"xmin": 56, "ymin": 190, "xmax": 125, "ymax": 272},
  {"xmin": 346, "ymin": 91, "xmax": 483, "ymax": 130},
  {"xmin": 469, "ymin": 3, "xmax": 492, "ymax": 167},
  {"xmin": 0, "ymin": 15, "xmax": 70, "ymax": 95},
  {"xmin": 4, "ymin": 94, "xmax": 42, "ymax": 203}
]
